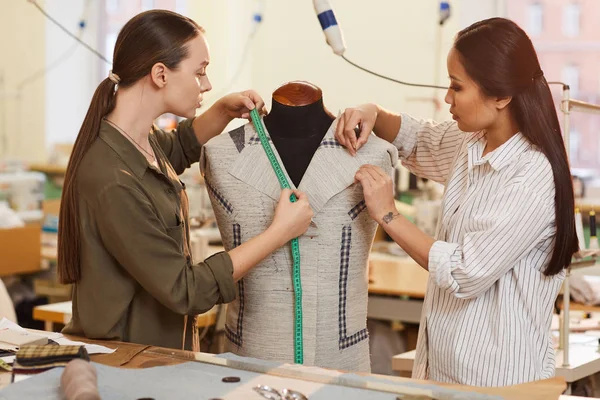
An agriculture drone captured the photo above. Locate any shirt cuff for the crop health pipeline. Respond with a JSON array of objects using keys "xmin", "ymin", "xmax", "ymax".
[
  {"xmin": 428, "ymin": 240, "xmax": 461, "ymax": 293},
  {"xmin": 177, "ymin": 118, "xmax": 202, "ymax": 164},
  {"xmin": 204, "ymin": 251, "xmax": 236, "ymax": 303},
  {"xmin": 392, "ymin": 113, "xmax": 421, "ymax": 160}
]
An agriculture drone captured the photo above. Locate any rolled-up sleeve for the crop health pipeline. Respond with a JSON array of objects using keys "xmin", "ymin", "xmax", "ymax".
[
  {"xmin": 153, "ymin": 118, "xmax": 202, "ymax": 174},
  {"xmin": 94, "ymin": 183, "xmax": 235, "ymax": 315},
  {"xmin": 428, "ymin": 183, "xmax": 554, "ymax": 299},
  {"xmin": 392, "ymin": 113, "xmax": 465, "ymax": 184},
  {"xmin": 203, "ymin": 252, "xmax": 236, "ymax": 304}
]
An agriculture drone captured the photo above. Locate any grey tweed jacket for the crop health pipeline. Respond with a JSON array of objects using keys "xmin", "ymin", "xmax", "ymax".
[{"xmin": 200, "ymin": 117, "xmax": 397, "ymax": 372}]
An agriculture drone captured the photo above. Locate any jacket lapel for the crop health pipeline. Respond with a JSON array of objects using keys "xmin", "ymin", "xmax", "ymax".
[
  {"xmin": 298, "ymin": 121, "xmax": 363, "ymax": 215},
  {"xmin": 228, "ymin": 118, "xmax": 364, "ymax": 215},
  {"xmin": 228, "ymin": 122, "xmax": 295, "ymax": 203}
]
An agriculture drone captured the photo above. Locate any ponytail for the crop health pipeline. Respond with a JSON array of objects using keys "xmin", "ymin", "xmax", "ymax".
[{"xmin": 57, "ymin": 78, "xmax": 117, "ymax": 283}]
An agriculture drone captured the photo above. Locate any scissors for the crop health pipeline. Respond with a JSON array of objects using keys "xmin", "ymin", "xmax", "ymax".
[{"xmin": 253, "ymin": 385, "xmax": 308, "ymax": 400}]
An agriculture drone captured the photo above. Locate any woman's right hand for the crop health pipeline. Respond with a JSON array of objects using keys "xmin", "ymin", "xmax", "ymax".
[
  {"xmin": 270, "ymin": 189, "xmax": 314, "ymax": 244},
  {"xmin": 335, "ymin": 103, "xmax": 379, "ymax": 156}
]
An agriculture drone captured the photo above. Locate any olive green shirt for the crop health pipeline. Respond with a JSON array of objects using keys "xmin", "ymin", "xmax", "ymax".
[{"xmin": 62, "ymin": 119, "xmax": 235, "ymax": 350}]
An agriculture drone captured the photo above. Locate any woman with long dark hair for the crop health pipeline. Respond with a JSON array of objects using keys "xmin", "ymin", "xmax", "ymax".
[
  {"xmin": 336, "ymin": 17, "xmax": 577, "ymax": 386},
  {"xmin": 59, "ymin": 10, "xmax": 313, "ymax": 351}
]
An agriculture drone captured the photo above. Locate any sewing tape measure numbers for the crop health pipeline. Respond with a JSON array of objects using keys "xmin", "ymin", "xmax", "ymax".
[{"xmin": 250, "ymin": 109, "xmax": 304, "ymax": 364}]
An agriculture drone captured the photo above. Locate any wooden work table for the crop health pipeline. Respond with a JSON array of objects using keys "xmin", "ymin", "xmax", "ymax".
[
  {"xmin": 368, "ymin": 253, "xmax": 429, "ymax": 298},
  {"xmin": 0, "ymin": 336, "xmax": 568, "ymax": 399},
  {"xmin": 367, "ymin": 252, "xmax": 429, "ymax": 324}
]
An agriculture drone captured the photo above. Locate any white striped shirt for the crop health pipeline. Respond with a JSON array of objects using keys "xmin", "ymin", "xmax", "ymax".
[{"xmin": 394, "ymin": 114, "xmax": 565, "ymax": 386}]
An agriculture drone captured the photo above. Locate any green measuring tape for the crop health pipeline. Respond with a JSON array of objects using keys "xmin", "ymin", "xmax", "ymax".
[{"xmin": 250, "ymin": 108, "xmax": 304, "ymax": 364}]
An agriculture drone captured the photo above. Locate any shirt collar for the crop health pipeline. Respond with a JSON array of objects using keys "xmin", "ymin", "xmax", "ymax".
[
  {"xmin": 468, "ymin": 131, "xmax": 531, "ymax": 171},
  {"xmin": 99, "ymin": 119, "xmax": 156, "ymax": 179}
]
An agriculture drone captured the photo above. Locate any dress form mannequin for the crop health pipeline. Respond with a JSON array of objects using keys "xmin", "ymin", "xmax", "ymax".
[
  {"xmin": 263, "ymin": 81, "xmax": 334, "ymax": 187},
  {"xmin": 200, "ymin": 80, "xmax": 398, "ymax": 372}
]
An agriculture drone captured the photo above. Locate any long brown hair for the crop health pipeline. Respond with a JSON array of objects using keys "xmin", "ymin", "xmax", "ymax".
[
  {"xmin": 58, "ymin": 10, "xmax": 203, "ymax": 284},
  {"xmin": 454, "ymin": 17, "xmax": 578, "ymax": 276}
]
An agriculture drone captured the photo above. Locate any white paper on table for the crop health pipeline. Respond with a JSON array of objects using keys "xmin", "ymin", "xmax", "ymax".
[
  {"xmin": 1, "ymin": 355, "xmax": 15, "ymax": 364},
  {"xmin": 53, "ymin": 337, "xmax": 115, "ymax": 355},
  {"xmin": 0, "ymin": 318, "xmax": 115, "ymax": 355},
  {"xmin": 0, "ymin": 318, "xmax": 26, "ymax": 333},
  {"xmin": 12, "ymin": 374, "xmax": 33, "ymax": 383},
  {"xmin": 0, "ymin": 319, "xmax": 62, "ymax": 340},
  {"xmin": 0, "ymin": 318, "xmax": 61, "ymax": 341}
]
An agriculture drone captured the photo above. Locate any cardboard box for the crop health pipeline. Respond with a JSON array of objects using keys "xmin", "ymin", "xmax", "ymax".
[{"xmin": 0, "ymin": 225, "xmax": 41, "ymax": 276}]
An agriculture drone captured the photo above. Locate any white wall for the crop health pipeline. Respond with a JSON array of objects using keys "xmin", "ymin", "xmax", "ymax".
[
  {"xmin": 0, "ymin": 0, "xmax": 104, "ymax": 161},
  {"xmin": 188, "ymin": 0, "xmax": 256, "ymax": 109},
  {"xmin": 190, "ymin": 0, "xmax": 464, "ymax": 128},
  {"xmin": 458, "ymin": 0, "xmax": 507, "ymax": 28},
  {"xmin": 0, "ymin": 0, "xmax": 46, "ymax": 162},
  {"xmin": 45, "ymin": 0, "xmax": 103, "ymax": 150}
]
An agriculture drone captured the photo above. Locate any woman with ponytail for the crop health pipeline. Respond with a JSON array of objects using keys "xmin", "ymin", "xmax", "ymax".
[
  {"xmin": 335, "ymin": 18, "xmax": 577, "ymax": 385},
  {"xmin": 60, "ymin": 10, "xmax": 313, "ymax": 351}
]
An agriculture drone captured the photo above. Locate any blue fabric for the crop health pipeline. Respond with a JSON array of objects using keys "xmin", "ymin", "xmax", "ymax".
[{"xmin": 0, "ymin": 358, "xmax": 502, "ymax": 400}]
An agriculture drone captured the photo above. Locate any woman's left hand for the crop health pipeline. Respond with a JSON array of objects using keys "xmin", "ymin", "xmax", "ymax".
[
  {"xmin": 217, "ymin": 90, "xmax": 268, "ymax": 120},
  {"xmin": 354, "ymin": 165, "xmax": 398, "ymax": 224}
]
